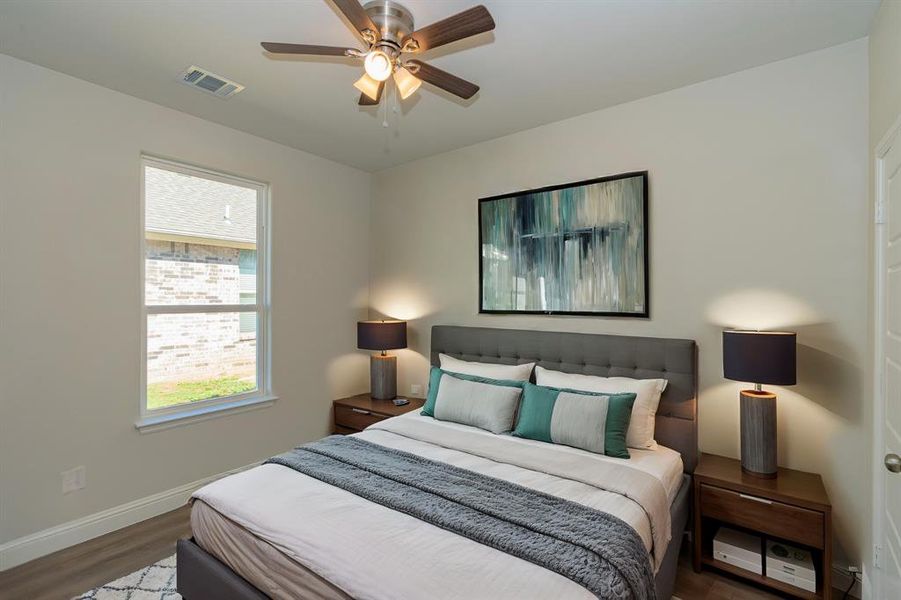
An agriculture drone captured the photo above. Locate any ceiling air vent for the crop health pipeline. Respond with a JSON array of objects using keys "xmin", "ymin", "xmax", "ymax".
[{"xmin": 178, "ymin": 66, "xmax": 245, "ymax": 99}]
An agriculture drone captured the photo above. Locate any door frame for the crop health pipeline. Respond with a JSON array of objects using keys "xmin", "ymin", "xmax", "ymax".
[{"xmin": 872, "ymin": 112, "xmax": 901, "ymax": 600}]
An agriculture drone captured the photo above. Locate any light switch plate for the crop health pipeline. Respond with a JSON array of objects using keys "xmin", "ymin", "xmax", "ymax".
[{"xmin": 410, "ymin": 384, "xmax": 423, "ymax": 396}]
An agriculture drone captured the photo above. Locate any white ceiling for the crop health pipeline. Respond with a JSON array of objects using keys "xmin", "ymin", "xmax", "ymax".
[{"xmin": 0, "ymin": 0, "xmax": 878, "ymax": 172}]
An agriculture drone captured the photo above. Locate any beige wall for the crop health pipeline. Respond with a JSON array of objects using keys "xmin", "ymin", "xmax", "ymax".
[
  {"xmin": 870, "ymin": 0, "xmax": 901, "ymax": 145},
  {"xmin": 370, "ymin": 40, "xmax": 869, "ymax": 565},
  {"xmin": 0, "ymin": 55, "xmax": 370, "ymax": 544}
]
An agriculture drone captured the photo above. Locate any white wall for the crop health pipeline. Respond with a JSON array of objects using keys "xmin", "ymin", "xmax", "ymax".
[
  {"xmin": 0, "ymin": 55, "xmax": 370, "ymax": 547},
  {"xmin": 370, "ymin": 40, "xmax": 869, "ymax": 565}
]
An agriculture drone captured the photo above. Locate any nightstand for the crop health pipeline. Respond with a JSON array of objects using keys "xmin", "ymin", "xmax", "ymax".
[
  {"xmin": 333, "ymin": 393, "xmax": 425, "ymax": 434},
  {"xmin": 693, "ymin": 453, "xmax": 832, "ymax": 599}
]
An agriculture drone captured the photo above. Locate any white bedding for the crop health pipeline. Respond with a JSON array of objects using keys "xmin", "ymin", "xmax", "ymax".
[{"xmin": 192, "ymin": 411, "xmax": 683, "ymax": 600}]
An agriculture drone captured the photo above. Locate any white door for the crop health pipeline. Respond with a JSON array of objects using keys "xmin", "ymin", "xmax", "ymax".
[{"xmin": 876, "ymin": 122, "xmax": 901, "ymax": 599}]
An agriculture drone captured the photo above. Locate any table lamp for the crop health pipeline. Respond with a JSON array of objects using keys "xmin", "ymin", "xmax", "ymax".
[
  {"xmin": 357, "ymin": 320, "xmax": 407, "ymax": 400},
  {"xmin": 723, "ymin": 330, "xmax": 797, "ymax": 479}
]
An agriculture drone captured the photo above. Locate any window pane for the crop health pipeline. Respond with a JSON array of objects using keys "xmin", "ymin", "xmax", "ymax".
[
  {"xmin": 146, "ymin": 312, "xmax": 257, "ymax": 410},
  {"xmin": 239, "ymin": 249, "xmax": 257, "ymax": 287},
  {"xmin": 239, "ymin": 292, "xmax": 256, "ymax": 336},
  {"xmin": 144, "ymin": 166, "xmax": 257, "ymax": 305}
]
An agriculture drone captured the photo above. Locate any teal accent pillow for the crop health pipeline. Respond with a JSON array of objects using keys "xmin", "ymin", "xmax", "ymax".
[
  {"xmin": 512, "ymin": 383, "xmax": 558, "ymax": 443},
  {"xmin": 513, "ymin": 383, "xmax": 636, "ymax": 458},
  {"xmin": 421, "ymin": 367, "xmax": 525, "ymax": 417}
]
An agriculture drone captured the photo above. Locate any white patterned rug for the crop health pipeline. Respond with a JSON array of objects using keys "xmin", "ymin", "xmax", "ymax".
[{"xmin": 74, "ymin": 554, "xmax": 180, "ymax": 599}]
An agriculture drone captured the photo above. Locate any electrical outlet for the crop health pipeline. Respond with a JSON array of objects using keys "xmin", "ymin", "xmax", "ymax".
[
  {"xmin": 62, "ymin": 466, "xmax": 86, "ymax": 494},
  {"xmin": 411, "ymin": 383, "xmax": 423, "ymax": 396}
]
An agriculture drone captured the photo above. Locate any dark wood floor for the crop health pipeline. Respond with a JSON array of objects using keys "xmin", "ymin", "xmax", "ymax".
[
  {"xmin": 0, "ymin": 506, "xmax": 846, "ymax": 600},
  {"xmin": 0, "ymin": 506, "xmax": 191, "ymax": 600}
]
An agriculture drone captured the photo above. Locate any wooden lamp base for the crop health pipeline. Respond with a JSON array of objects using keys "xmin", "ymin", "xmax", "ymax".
[
  {"xmin": 370, "ymin": 353, "xmax": 397, "ymax": 400},
  {"xmin": 740, "ymin": 390, "xmax": 777, "ymax": 479}
]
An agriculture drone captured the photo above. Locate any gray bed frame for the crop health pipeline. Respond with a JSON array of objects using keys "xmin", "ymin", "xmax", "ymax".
[{"xmin": 178, "ymin": 325, "xmax": 698, "ymax": 599}]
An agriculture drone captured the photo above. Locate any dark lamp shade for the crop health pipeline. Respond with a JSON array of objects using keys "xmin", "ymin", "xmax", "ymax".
[
  {"xmin": 723, "ymin": 330, "xmax": 797, "ymax": 385},
  {"xmin": 357, "ymin": 320, "xmax": 407, "ymax": 351}
]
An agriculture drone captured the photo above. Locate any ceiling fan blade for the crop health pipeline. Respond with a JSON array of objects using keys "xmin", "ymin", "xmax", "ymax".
[
  {"xmin": 407, "ymin": 60, "xmax": 479, "ymax": 99},
  {"xmin": 261, "ymin": 42, "xmax": 352, "ymax": 56},
  {"xmin": 331, "ymin": 0, "xmax": 380, "ymax": 41},
  {"xmin": 402, "ymin": 5, "xmax": 495, "ymax": 52},
  {"xmin": 358, "ymin": 82, "xmax": 385, "ymax": 105}
]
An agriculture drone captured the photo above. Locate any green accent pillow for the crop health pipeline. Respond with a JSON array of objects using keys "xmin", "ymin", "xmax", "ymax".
[
  {"xmin": 513, "ymin": 382, "xmax": 636, "ymax": 458},
  {"xmin": 421, "ymin": 367, "xmax": 525, "ymax": 417}
]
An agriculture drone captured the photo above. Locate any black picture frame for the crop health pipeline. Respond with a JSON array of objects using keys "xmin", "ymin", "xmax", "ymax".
[{"xmin": 478, "ymin": 171, "xmax": 650, "ymax": 318}]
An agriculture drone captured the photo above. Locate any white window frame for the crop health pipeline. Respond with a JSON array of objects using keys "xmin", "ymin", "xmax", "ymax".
[{"xmin": 136, "ymin": 155, "xmax": 274, "ymax": 432}]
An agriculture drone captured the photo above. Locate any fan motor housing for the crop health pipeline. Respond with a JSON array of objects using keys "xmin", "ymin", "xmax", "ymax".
[{"xmin": 364, "ymin": 1, "xmax": 414, "ymax": 48}]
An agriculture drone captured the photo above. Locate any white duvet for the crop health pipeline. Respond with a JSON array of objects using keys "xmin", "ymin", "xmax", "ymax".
[{"xmin": 192, "ymin": 412, "xmax": 683, "ymax": 600}]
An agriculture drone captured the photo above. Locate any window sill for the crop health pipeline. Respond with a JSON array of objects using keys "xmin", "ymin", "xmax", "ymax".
[{"xmin": 135, "ymin": 394, "xmax": 277, "ymax": 433}]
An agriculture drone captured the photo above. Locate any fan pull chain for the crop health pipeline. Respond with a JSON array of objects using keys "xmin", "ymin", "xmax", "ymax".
[
  {"xmin": 382, "ymin": 82, "xmax": 390, "ymax": 128},
  {"xmin": 392, "ymin": 81, "xmax": 399, "ymax": 115}
]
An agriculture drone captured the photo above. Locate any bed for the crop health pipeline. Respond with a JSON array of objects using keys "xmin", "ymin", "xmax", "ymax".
[{"xmin": 177, "ymin": 325, "xmax": 698, "ymax": 599}]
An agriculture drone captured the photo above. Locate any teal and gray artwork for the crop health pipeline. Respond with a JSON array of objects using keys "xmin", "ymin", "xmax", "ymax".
[{"xmin": 479, "ymin": 172, "xmax": 648, "ymax": 316}]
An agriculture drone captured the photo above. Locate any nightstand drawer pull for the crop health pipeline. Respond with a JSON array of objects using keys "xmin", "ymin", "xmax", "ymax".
[
  {"xmin": 739, "ymin": 493, "xmax": 773, "ymax": 505},
  {"xmin": 351, "ymin": 408, "xmax": 371, "ymax": 415}
]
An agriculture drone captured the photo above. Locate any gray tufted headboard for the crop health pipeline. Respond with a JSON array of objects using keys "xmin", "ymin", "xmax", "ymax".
[{"xmin": 430, "ymin": 325, "xmax": 699, "ymax": 473}]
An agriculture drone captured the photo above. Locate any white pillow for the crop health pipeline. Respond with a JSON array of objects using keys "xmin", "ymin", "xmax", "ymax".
[
  {"xmin": 433, "ymin": 374, "xmax": 523, "ymax": 434},
  {"xmin": 534, "ymin": 366, "xmax": 667, "ymax": 449},
  {"xmin": 439, "ymin": 353, "xmax": 535, "ymax": 382}
]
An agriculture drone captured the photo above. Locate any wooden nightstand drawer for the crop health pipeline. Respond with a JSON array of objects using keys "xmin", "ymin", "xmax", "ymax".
[
  {"xmin": 332, "ymin": 394, "xmax": 425, "ymax": 434},
  {"xmin": 700, "ymin": 483, "xmax": 824, "ymax": 548},
  {"xmin": 334, "ymin": 405, "xmax": 388, "ymax": 431}
]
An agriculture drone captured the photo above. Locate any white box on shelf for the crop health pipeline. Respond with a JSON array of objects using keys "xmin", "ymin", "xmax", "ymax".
[
  {"xmin": 713, "ymin": 527, "xmax": 763, "ymax": 575},
  {"xmin": 765, "ymin": 540, "xmax": 816, "ymax": 593}
]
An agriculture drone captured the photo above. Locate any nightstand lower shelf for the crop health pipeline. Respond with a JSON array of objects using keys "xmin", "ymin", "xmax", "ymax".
[{"xmin": 700, "ymin": 554, "xmax": 822, "ymax": 600}]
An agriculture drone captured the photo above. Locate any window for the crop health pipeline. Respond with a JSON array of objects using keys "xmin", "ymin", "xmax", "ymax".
[{"xmin": 139, "ymin": 157, "xmax": 270, "ymax": 428}]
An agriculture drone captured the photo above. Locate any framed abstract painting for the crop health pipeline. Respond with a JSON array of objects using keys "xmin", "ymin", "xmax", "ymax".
[{"xmin": 479, "ymin": 171, "xmax": 649, "ymax": 317}]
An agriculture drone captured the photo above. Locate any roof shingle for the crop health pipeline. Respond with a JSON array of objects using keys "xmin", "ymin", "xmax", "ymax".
[{"xmin": 145, "ymin": 166, "xmax": 256, "ymax": 244}]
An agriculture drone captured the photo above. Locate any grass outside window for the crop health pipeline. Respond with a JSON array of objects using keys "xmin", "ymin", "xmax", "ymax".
[{"xmin": 147, "ymin": 376, "xmax": 256, "ymax": 410}]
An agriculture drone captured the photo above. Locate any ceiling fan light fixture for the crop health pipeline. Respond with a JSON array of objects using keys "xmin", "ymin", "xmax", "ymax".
[
  {"xmin": 353, "ymin": 73, "xmax": 382, "ymax": 101},
  {"xmin": 393, "ymin": 67, "xmax": 421, "ymax": 100},
  {"xmin": 363, "ymin": 50, "xmax": 393, "ymax": 82},
  {"xmin": 261, "ymin": 0, "xmax": 496, "ymax": 107}
]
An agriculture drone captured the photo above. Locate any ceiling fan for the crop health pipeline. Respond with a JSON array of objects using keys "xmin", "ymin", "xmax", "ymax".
[{"xmin": 261, "ymin": 0, "xmax": 495, "ymax": 106}]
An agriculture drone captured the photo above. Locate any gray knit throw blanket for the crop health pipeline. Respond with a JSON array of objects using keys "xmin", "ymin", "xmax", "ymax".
[{"xmin": 266, "ymin": 435, "xmax": 656, "ymax": 600}]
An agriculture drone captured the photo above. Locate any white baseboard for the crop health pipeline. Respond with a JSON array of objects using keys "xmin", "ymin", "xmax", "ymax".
[{"xmin": 0, "ymin": 461, "xmax": 260, "ymax": 572}]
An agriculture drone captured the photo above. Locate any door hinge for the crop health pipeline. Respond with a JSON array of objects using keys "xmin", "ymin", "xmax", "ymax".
[
  {"xmin": 875, "ymin": 544, "xmax": 882, "ymax": 569},
  {"xmin": 876, "ymin": 199, "xmax": 886, "ymax": 224}
]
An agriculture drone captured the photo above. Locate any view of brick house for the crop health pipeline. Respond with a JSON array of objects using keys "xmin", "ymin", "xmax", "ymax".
[{"xmin": 144, "ymin": 166, "xmax": 258, "ymax": 401}]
